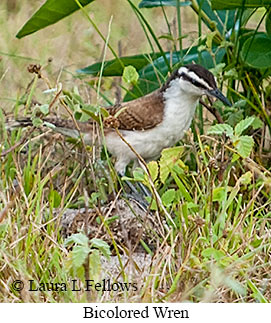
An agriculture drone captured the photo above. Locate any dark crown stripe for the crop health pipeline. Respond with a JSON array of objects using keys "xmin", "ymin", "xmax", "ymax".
[
  {"xmin": 185, "ymin": 64, "xmax": 216, "ymax": 89},
  {"xmin": 179, "ymin": 72, "xmax": 209, "ymax": 91},
  {"xmin": 160, "ymin": 64, "xmax": 217, "ymax": 93}
]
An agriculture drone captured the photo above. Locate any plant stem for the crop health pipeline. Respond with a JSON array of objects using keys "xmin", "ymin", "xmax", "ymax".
[
  {"xmin": 73, "ymin": 0, "xmax": 124, "ymax": 69},
  {"xmin": 176, "ymin": 0, "xmax": 182, "ymax": 56},
  {"xmin": 127, "ymin": 0, "xmax": 171, "ymax": 71}
]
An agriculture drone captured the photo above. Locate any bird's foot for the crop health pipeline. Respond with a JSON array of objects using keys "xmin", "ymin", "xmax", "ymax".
[{"xmin": 123, "ymin": 180, "xmax": 151, "ymax": 211}]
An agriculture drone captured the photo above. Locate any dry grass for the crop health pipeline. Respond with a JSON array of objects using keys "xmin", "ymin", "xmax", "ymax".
[{"xmin": 0, "ymin": 0, "xmax": 271, "ymax": 303}]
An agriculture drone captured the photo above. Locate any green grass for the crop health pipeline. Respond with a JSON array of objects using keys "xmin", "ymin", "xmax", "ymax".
[{"xmin": 1, "ymin": 0, "xmax": 271, "ymax": 303}]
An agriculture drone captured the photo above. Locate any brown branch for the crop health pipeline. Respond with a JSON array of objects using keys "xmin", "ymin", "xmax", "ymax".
[{"xmin": 200, "ymin": 98, "xmax": 224, "ymax": 124}]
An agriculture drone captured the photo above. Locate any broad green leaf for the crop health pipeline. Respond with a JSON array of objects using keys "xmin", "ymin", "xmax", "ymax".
[
  {"xmin": 139, "ymin": 0, "xmax": 191, "ymax": 8},
  {"xmin": 159, "ymin": 146, "xmax": 184, "ymax": 183},
  {"xmin": 79, "ymin": 46, "xmax": 225, "ymax": 101},
  {"xmin": 123, "ymin": 66, "xmax": 139, "ymax": 85},
  {"xmin": 207, "ymin": 123, "xmax": 234, "ymax": 137},
  {"xmin": 202, "ymin": 247, "xmax": 225, "ymax": 260},
  {"xmin": 251, "ymin": 116, "xmax": 264, "ymax": 130},
  {"xmin": 240, "ymin": 34, "xmax": 271, "ymax": 69},
  {"xmin": 133, "ymin": 168, "xmax": 145, "ymax": 182},
  {"xmin": 224, "ymin": 276, "xmax": 246, "ymax": 296},
  {"xmin": 64, "ymin": 232, "xmax": 89, "ymax": 247},
  {"xmin": 16, "ymin": 0, "xmax": 95, "ymax": 38},
  {"xmin": 212, "ymin": 187, "xmax": 227, "ymax": 202},
  {"xmin": 195, "ymin": 0, "xmax": 236, "ymax": 34},
  {"xmin": 211, "ymin": 0, "xmax": 271, "ymax": 10},
  {"xmin": 148, "ymin": 161, "xmax": 159, "ymax": 182},
  {"xmin": 239, "ymin": 171, "xmax": 252, "ymax": 185},
  {"xmin": 161, "ymin": 189, "xmax": 176, "ymax": 207},
  {"xmin": 39, "ymin": 104, "xmax": 49, "ymax": 115},
  {"xmin": 232, "ymin": 100, "xmax": 247, "ymax": 108},
  {"xmin": 72, "ymin": 245, "xmax": 90, "ymax": 268},
  {"xmin": 234, "ymin": 135, "xmax": 254, "ymax": 158},
  {"xmin": 89, "ymin": 249, "xmax": 102, "ymax": 282},
  {"xmin": 234, "ymin": 116, "xmax": 255, "ymax": 136},
  {"xmin": 227, "ymin": 110, "xmax": 244, "ymax": 127},
  {"xmin": 77, "ymin": 53, "xmax": 161, "ymax": 76},
  {"xmin": 32, "ymin": 117, "xmax": 43, "ymax": 128},
  {"xmin": 232, "ymin": 153, "xmax": 240, "ymax": 162},
  {"xmin": 90, "ymin": 238, "xmax": 111, "ymax": 260}
]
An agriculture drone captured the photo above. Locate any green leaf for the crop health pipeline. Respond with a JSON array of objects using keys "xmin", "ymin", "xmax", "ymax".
[
  {"xmin": 212, "ymin": 187, "xmax": 227, "ymax": 202},
  {"xmin": 211, "ymin": 0, "xmax": 271, "ymax": 10},
  {"xmin": 251, "ymin": 117, "xmax": 263, "ymax": 130},
  {"xmin": 224, "ymin": 276, "xmax": 246, "ymax": 296},
  {"xmin": 64, "ymin": 233, "xmax": 89, "ymax": 247},
  {"xmin": 232, "ymin": 153, "xmax": 240, "ymax": 162},
  {"xmin": 133, "ymin": 168, "xmax": 145, "ymax": 182},
  {"xmin": 39, "ymin": 104, "xmax": 49, "ymax": 115},
  {"xmin": 207, "ymin": 124, "xmax": 234, "ymax": 137},
  {"xmin": 234, "ymin": 135, "xmax": 254, "ymax": 158},
  {"xmin": 172, "ymin": 172, "xmax": 193, "ymax": 202},
  {"xmin": 77, "ymin": 53, "xmax": 161, "ymax": 76},
  {"xmin": 240, "ymin": 33, "xmax": 271, "ymax": 69},
  {"xmin": 247, "ymin": 279, "xmax": 268, "ymax": 303},
  {"xmin": 89, "ymin": 249, "xmax": 102, "ymax": 282},
  {"xmin": 123, "ymin": 66, "xmax": 139, "ymax": 85},
  {"xmin": 80, "ymin": 105, "xmax": 100, "ymax": 123},
  {"xmin": 206, "ymin": 31, "xmax": 217, "ymax": 49},
  {"xmin": 196, "ymin": 0, "xmax": 236, "ymax": 34},
  {"xmin": 234, "ymin": 116, "xmax": 255, "ymax": 136},
  {"xmin": 232, "ymin": 100, "xmax": 247, "ymax": 108},
  {"xmin": 159, "ymin": 146, "xmax": 184, "ymax": 184},
  {"xmin": 227, "ymin": 110, "xmax": 244, "ymax": 127},
  {"xmin": 202, "ymin": 248, "xmax": 225, "ymax": 261},
  {"xmin": 148, "ymin": 161, "xmax": 159, "ymax": 182},
  {"xmin": 32, "ymin": 117, "xmax": 43, "ymax": 128},
  {"xmin": 90, "ymin": 238, "xmax": 111, "ymax": 260},
  {"xmin": 72, "ymin": 245, "xmax": 90, "ymax": 268},
  {"xmin": 161, "ymin": 189, "xmax": 176, "ymax": 207},
  {"xmin": 239, "ymin": 171, "xmax": 252, "ymax": 185},
  {"xmin": 16, "ymin": 0, "xmax": 95, "ymax": 38},
  {"xmin": 48, "ymin": 189, "xmax": 61, "ymax": 208},
  {"xmin": 139, "ymin": 0, "xmax": 191, "ymax": 8}
]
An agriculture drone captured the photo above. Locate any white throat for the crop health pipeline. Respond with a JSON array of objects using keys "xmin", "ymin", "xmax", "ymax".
[{"xmin": 162, "ymin": 78, "xmax": 199, "ymax": 136}]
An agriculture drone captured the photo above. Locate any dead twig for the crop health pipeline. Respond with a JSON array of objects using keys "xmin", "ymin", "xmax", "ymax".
[{"xmin": 200, "ymin": 98, "xmax": 224, "ymax": 124}]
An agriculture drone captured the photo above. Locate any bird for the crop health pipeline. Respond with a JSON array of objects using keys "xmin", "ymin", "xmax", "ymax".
[{"xmin": 7, "ymin": 64, "xmax": 231, "ymax": 179}]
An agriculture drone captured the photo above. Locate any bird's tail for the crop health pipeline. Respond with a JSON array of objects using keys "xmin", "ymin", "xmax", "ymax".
[{"xmin": 5, "ymin": 117, "xmax": 94, "ymax": 142}]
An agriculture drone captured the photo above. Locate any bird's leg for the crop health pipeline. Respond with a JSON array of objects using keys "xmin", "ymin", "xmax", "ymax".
[
  {"xmin": 137, "ymin": 182, "xmax": 152, "ymax": 198},
  {"xmin": 118, "ymin": 171, "xmax": 150, "ymax": 209}
]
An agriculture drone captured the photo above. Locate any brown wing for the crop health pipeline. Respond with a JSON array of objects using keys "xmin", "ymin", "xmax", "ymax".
[
  {"xmin": 34, "ymin": 90, "xmax": 164, "ymax": 133},
  {"xmin": 107, "ymin": 90, "xmax": 165, "ymax": 130}
]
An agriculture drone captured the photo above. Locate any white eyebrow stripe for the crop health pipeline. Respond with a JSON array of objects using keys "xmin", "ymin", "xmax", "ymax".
[{"xmin": 187, "ymin": 71, "xmax": 213, "ymax": 90}]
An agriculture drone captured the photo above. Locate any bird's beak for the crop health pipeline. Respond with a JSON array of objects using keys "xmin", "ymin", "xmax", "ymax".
[{"xmin": 208, "ymin": 88, "xmax": 232, "ymax": 107}]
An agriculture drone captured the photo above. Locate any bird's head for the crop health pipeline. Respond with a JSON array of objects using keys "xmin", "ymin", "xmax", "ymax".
[{"xmin": 164, "ymin": 64, "xmax": 231, "ymax": 106}]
